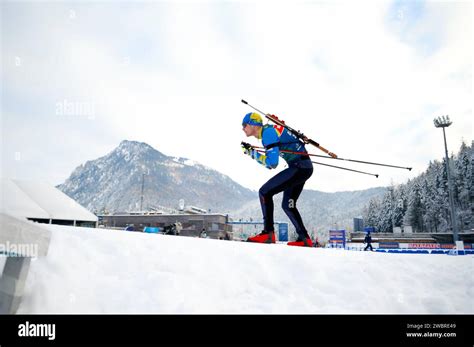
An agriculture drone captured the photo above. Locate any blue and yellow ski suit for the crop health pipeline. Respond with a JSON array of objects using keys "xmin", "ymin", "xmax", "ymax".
[{"xmin": 251, "ymin": 124, "xmax": 313, "ymax": 239}]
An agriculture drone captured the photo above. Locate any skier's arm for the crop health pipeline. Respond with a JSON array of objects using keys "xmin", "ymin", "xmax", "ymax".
[
  {"xmin": 253, "ymin": 147, "xmax": 279, "ymax": 169},
  {"xmin": 241, "ymin": 128, "xmax": 279, "ymax": 169},
  {"xmin": 254, "ymin": 127, "xmax": 279, "ymax": 169},
  {"xmin": 242, "ymin": 144, "xmax": 278, "ymax": 169}
]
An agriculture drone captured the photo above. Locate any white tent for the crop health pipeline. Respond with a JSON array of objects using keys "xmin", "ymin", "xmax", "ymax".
[{"xmin": 0, "ymin": 179, "xmax": 97, "ymax": 227}]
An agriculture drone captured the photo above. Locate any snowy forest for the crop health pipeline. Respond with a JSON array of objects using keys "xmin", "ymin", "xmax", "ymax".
[{"xmin": 363, "ymin": 141, "xmax": 473, "ymax": 233}]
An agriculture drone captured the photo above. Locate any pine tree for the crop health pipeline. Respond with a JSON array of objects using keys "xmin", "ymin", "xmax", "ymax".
[
  {"xmin": 393, "ymin": 184, "xmax": 406, "ymax": 228},
  {"xmin": 422, "ymin": 164, "xmax": 434, "ymax": 232},
  {"xmin": 404, "ymin": 179, "xmax": 424, "ymax": 232},
  {"xmin": 455, "ymin": 141, "xmax": 472, "ymax": 231},
  {"xmin": 379, "ymin": 187, "xmax": 395, "ymax": 232},
  {"xmin": 365, "ymin": 197, "xmax": 380, "ymax": 230},
  {"xmin": 363, "ymin": 142, "xmax": 473, "ymax": 235}
]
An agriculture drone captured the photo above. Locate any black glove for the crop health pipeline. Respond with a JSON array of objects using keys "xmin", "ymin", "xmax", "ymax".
[{"xmin": 241, "ymin": 142, "xmax": 255, "ymax": 158}]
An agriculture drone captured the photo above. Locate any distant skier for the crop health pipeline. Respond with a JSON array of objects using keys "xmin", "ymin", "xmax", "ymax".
[
  {"xmin": 241, "ymin": 112, "xmax": 314, "ymax": 247},
  {"xmin": 364, "ymin": 232, "xmax": 373, "ymax": 251}
]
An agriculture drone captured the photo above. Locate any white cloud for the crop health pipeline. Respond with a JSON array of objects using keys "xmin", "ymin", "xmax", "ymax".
[{"xmin": 1, "ymin": 0, "xmax": 472, "ymax": 193}]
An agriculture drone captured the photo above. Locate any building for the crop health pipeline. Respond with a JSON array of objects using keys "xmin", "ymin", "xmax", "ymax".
[
  {"xmin": 99, "ymin": 213, "xmax": 232, "ymax": 239},
  {"xmin": 1, "ymin": 179, "xmax": 98, "ymax": 227},
  {"xmin": 353, "ymin": 217, "xmax": 364, "ymax": 232}
]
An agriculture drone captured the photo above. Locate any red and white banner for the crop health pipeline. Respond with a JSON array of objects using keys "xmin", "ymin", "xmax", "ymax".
[{"xmin": 408, "ymin": 243, "xmax": 440, "ymax": 249}]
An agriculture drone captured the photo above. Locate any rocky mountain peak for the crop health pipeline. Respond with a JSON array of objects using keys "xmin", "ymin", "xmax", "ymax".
[{"xmin": 58, "ymin": 140, "xmax": 255, "ymax": 213}]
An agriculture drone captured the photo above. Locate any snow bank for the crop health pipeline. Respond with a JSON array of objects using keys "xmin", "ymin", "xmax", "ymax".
[{"xmin": 16, "ymin": 224, "xmax": 473, "ymax": 314}]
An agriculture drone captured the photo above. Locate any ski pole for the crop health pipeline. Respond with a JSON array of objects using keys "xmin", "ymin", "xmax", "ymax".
[
  {"xmin": 311, "ymin": 161, "xmax": 379, "ymax": 178},
  {"xmin": 317, "ymin": 154, "xmax": 412, "ymax": 171},
  {"xmin": 241, "ymin": 99, "xmax": 338, "ymax": 158},
  {"xmin": 286, "ymin": 149, "xmax": 411, "ymax": 171},
  {"xmin": 250, "ymin": 147, "xmax": 379, "ymax": 177},
  {"xmin": 251, "ymin": 145, "xmax": 411, "ymax": 171}
]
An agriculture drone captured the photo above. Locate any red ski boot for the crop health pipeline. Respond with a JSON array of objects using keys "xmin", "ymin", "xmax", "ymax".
[
  {"xmin": 287, "ymin": 237, "xmax": 313, "ymax": 247},
  {"xmin": 247, "ymin": 231, "xmax": 275, "ymax": 244}
]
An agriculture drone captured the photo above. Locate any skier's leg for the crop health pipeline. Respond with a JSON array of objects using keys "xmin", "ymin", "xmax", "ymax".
[
  {"xmin": 259, "ymin": 167, "xmax": 298, "ymax": 232},
  {"xmin": 282, "ymin": 183, "xmax": 308, "ymax": 239},
  {"xmin": 281, "ymin": 167, "xmax": 313, "ymax": 239}
]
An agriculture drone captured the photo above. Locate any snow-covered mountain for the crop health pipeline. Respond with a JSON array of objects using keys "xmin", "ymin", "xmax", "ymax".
[{"xmin": 58, "ymin": 140, "xmax": 255, "ymax": 213}]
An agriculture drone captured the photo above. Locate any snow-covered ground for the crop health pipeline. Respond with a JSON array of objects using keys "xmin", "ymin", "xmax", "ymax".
[{"xmin": 16, "ymin": 224, "xmax": 473, "ymax": 314}]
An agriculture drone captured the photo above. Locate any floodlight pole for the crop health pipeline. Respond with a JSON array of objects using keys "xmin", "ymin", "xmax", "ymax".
[{"xmin": 434, "ymin": 115, "xmax": 459, "ymax": 242}]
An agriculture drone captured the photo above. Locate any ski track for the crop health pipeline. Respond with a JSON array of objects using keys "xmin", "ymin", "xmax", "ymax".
[{"xmin": 16, "ymin": 224, "xmax": 474, "ymax": 314}]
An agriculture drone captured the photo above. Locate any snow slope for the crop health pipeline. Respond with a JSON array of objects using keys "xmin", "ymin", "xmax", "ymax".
[{"xmin": 16, "ymin": 224, "xmax": 473, "ymax": 314}]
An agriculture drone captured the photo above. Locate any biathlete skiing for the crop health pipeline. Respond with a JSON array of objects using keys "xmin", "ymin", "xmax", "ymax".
[
  {"xmin": 241, "ymin": 112, "xmax": 314, "ymax": 247},
  {"xmin": 240, "ymin": 99, "xmax": 413, "ymax": 247}
]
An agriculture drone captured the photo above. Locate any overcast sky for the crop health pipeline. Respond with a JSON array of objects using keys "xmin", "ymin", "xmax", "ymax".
[{"xmin": 1, "ymin": 0, "xmax": 472, "ymax": 193}]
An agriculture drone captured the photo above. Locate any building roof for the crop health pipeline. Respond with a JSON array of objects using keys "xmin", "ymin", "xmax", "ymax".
[{"xmin": 1, "ymin": 179, "xmax": 97, "ymax": 222}]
